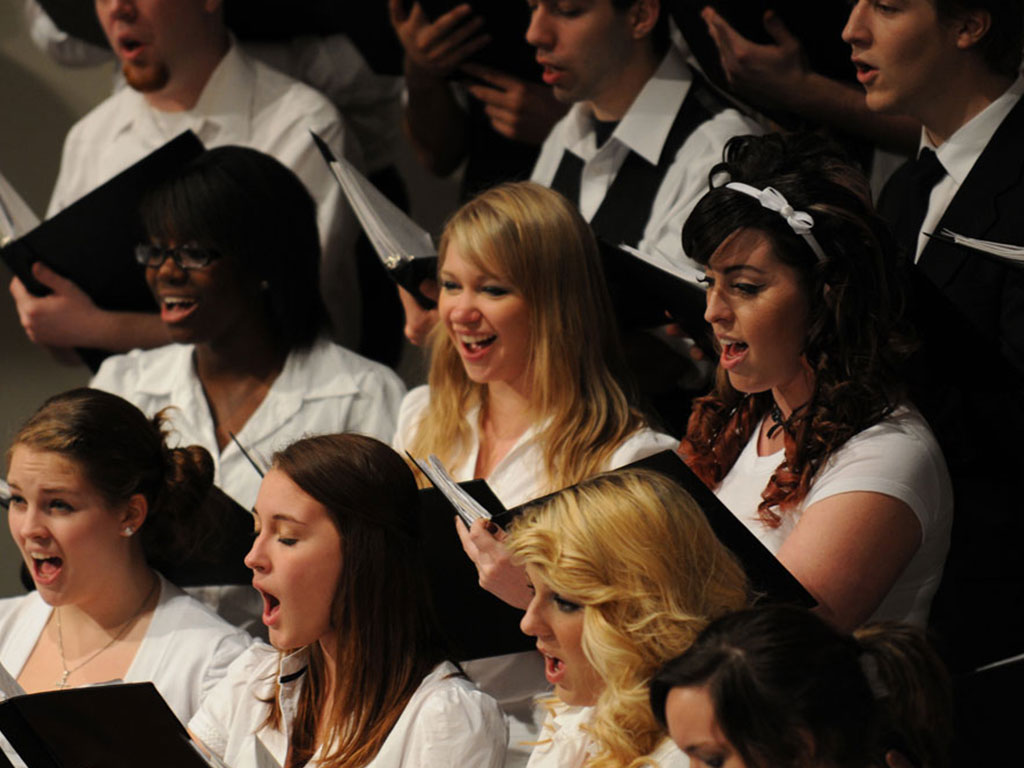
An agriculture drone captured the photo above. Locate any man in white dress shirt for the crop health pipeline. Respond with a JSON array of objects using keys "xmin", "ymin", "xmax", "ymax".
[
  {"xmin": 9, "ymin": 0, "xmax": 362, "ymax": 360},
  {"xmin": 528, "ymin": 0, "xmax": 760, "ymax": 267}
]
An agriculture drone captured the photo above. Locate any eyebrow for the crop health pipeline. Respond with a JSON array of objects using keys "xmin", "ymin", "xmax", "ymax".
[
  {"xmin": 250, "ymin": 508, "xmax": 306, "ymax": 525},
  {"xmin": 720, "ymin": 264, "xmax": 768, "ymax": 275}
]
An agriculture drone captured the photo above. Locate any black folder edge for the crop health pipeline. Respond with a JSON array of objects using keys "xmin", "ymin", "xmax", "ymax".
[
  {"xmin": 0, "ymin": 131, "xmax": 205, "ymax": 370},
  {"xmin": 417, "ymin": 449, "xmax": 814, "ymax": 660},
  {"xmin": 412, "ymin": 1, "xmax": 539, "ymax": 83},
  {"xmin": 0, "ymin": 683, "xmax": 209, "ymax": 768},
  {"xmin": 310, "ymin": 131, "xmax": 439, "ymax": 310},
  {"xmin": 596, "ymin": 238, "xmax": 715, "ymax": 357}
]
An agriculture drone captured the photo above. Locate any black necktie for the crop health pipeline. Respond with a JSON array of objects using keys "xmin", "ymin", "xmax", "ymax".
[{"xmin": 895, "ymin": 148, "xmax": 946, "ymax": 261}]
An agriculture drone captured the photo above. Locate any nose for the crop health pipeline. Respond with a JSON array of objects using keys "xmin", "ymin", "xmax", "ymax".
[
  {"xmin": 12, "ymin": 504, "xmax": 48, "ymax": 543},
  {"xmin": 244, "ymin": 533, "xmax": 269, "ymax": 573},
  {"xmin": 519, "ymin": 594, "xmax": 549, "ymax": 639},
  {"xmin": 445, "ymin": 291, "xmax": 482, "ymax": 327},
  {"xmin": 150, "ymin": 252, "xmax": 189, "ymax": 285},
  {"xmin": 97, "ymin": 0, "xmax": 137, "ymax": 22},
  {"xmin": 841, "ymin": 1, "xmax": 868, "ymax": 47},
  {"xmin": 703, "ymin": 284, "xmax": 732, "ymax": 327},
  {"xmin": 525, "ymin": 4, "xmax": 554, "ymax": 50}
]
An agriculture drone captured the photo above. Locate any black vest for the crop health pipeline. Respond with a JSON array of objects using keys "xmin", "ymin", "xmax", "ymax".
[{"xmin": 549, "ymin": 66, "xmax": 729, "ymax": 247}]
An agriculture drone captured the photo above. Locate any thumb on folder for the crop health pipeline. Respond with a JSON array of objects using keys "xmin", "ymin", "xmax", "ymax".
[{"xmin": 10, "ymin": 262, "xmax": 102, "ymax": 349}]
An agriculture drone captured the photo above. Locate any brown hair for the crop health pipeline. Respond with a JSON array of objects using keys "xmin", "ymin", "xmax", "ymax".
[
  {"xmin": 8, "ymin": 388, "xmax": 215, "ymax": 567},
  {"xmin": 263, "ymin": 434, "xmax": 449, "ymax": 768},
  {"xmin": 678, "ymin": 133, "xmax": 915, "ymax": 525}
]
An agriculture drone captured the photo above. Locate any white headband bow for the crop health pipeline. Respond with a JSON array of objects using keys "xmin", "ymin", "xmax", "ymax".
[{"xmin": 725, "ymin": 182, "xmax": 827, "ymax": 263}]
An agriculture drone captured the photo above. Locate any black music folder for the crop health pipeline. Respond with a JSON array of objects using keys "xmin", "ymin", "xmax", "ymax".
[
  {"xmin": 415, "ymin": 449, "xmax": 814, "ymax": 660},
  {"xmin": 312, "ymin": 131, "xmax": 438, "ymax": 309},
  {"xmin": 0, "ymin": 683, "xmax": 212, "ymax": 768},
  {"xmin": 0, "ymin": 131, "xmax": 205, "ymax": 369}
]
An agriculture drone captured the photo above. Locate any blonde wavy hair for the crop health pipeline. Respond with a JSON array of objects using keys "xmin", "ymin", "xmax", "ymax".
[
  {"xmin": 406, "ymin": 181, "xmax": 644, "ymax": 493},
  {"xmin": 507, "ymin": 469, "xmax": 749, "ymax": 767}
]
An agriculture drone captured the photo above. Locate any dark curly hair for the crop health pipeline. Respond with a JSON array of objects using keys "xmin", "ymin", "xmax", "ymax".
[{"xmin": 678, "ymin": 133, "xmax": 915, "ymax": 525}]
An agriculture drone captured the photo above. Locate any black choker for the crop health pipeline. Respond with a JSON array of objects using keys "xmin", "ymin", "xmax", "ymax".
[{"xmin": 767, "ymin": 402, "xmax": 786, "ymax": 439}]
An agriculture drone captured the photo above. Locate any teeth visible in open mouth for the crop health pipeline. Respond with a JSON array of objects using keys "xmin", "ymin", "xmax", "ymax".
[
  {"xmin": 163, "ymin": 297, "xmax": 196, "ymax": 310},
  {"xmin": 30, "ymin": 553, "xmax": 62, "ymax": 576},
  {"xmin": 461, "ymin": 334, "xmax": 496, "ymax": 352}
]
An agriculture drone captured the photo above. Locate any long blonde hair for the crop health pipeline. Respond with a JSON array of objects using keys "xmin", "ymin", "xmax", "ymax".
[
  {"xmin": 507, "ymin": 469, "xmax": 749, "ymax": 767},
  {"xmin": 406, "ymin": 181, "xmax": 644, "ymax": 493}
]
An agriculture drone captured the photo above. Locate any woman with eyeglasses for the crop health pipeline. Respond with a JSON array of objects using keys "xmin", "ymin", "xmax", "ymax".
[
  {"xmin": 91, "ymin": 146, "xmax": 406, "ymax": 513},
  {"xmin": 678, "ymin": 133, "xmax": 952, "ymax": 630}
]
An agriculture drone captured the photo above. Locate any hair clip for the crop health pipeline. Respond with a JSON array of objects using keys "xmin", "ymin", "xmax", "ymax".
[{"xmin": 725, "ymin": 182, "xmax": 827, "ymax": 263}]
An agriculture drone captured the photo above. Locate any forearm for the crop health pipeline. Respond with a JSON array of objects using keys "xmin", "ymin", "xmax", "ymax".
[
  {"xmin": 86, "ymin": 310, "xmax": 171, "ymax": 352},
  {"xmin": 782, "ymin": 72, "xmax": 919, "ymax": 155},
  {"xmin": 403, "ymin": 62, "xmax": 469, "ymax": 177}
]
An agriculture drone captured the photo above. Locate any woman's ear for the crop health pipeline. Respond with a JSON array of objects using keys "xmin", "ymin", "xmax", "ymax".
[{"xmin": 119, "ymin": 494, "xmax": 149, "ymax": 538}]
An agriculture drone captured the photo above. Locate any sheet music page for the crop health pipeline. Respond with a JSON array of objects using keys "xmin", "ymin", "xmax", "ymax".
[
  {"xmin": 938, "ymin": 229, "xmax": 1024, "ymax": 265},
  {"xmin": 408, "ymin": 454, "xmax": 493, "ymax": 526},
  {"xmin": 616, "ymin": 243, "xmax": 705, "ymax": 284},
  {"xmin": 0, "ymin": 172, "xmax": 40, "ymax": 247},
  {"xmin": 323, "ymin": 153, "xmax": 435, "ymax": 269}
]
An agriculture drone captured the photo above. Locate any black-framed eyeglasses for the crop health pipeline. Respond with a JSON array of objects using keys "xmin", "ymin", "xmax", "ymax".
[{"xmin": 134, "ymin": 243, "xmax": 222, "ymax": 270}]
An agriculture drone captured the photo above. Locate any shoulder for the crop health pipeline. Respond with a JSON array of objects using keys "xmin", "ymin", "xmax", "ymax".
[
  {"xmin": 806, "ymin": 407, "xmax": 951, "ymax": 525},
  {"xmin": 63, "ymin": 88, "xmax": 133, "ymax": 146},
  {"xmin": 91, "ymin": 344, "xmax": 190, "ymax": 393},
  {"xmin": 187, "ymin": 643, "xmax": 280, "ymax": 745},
  {"xmin": 313, "ymin": 339, "xmax": 404, "ymax": 388},
  {"xmin": 247, "ymin": 52, "xmax": 343, "ymax": 130},
  {"xmin": 648, "ymin": 737, "xmax": 690, "ymax": 767},
  {"xmin": 607, "ymin": 428, "xmax": 679, "ymax": 469},
  {"xmin": 156, "ymin": 580, "xmax": 252, "ymax": 649},
  {"xmin": 395, "ymin": 385, "xmax": 433, "ymax": 444},
  {"xmin": 387, "ymin": 662, "xmax": 507, "ymax": 767},
  {"xmin": 0, "ymin": 593, "xmax": 45, "ymax": 632}
]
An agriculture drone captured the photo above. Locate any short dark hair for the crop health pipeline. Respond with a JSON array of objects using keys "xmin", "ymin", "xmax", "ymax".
[
  {"xmin": 140, "ymin": 145, "xmax": 326, "ymax": 350},
  {"xmin": 610, "ymin": 0, "xmax": 670, "ymax": 56},
  {"xmin": 935, "ymin": 0, "xmax": 1023, "ymax": 77}
]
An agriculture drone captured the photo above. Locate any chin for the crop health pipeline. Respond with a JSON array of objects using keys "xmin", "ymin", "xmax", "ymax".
[{"xmin": 123, "ymin": 62, "xmax": 171, "ymax": 93}]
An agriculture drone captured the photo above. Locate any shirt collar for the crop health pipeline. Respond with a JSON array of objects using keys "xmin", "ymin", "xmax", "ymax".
[
  {"xmin": 922, "ymin": 75, "xmax": 1024, "ymax": 186},
  {"xmin": 109, "ymin": 39, "xmax": 256, "ymax": 144},
  {"xmin": 562, "ymin": 46, "xmax": 691, "ymax": 166}
]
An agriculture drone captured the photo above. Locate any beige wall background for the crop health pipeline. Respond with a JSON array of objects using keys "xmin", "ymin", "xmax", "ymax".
[
  {"xmin": 0, "ymin": 0, "xmax": 457, "ymax": 596},
  {"xmin": 0, "ymin": 0, "xmax": 106, "ymax": 596}
]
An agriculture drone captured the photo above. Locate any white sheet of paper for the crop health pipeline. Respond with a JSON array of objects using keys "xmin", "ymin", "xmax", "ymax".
[
  {"xmin": 409, "ymin": 453, "xmax": 493, "ymax": 526},
  {"xmin": 0, "ymin": 172, "xmax": 40, "ymax": 247},
  {"xmin": 938, "ymin": 228, "xmax": 1024, "ymax": 265},
  {"xmin": 254, "ymin": 736, "xmax": 282, "ymax": 768}
]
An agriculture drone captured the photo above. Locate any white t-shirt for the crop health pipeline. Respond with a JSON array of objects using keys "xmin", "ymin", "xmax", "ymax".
[
  {"xmin": 92, "ymin": 336, "xmax": 406, "ymax": 511},
  {"xmin": 715, "ymin": 406, "xmax": 953, "ymax": 625},
  {"xmin": 189, "ymin": 644, "xmax": 507, "ymax": 768},
  {"xmin": 527, "ymin": 703, "xmax": 688, "ymax": 768},
  {"xmin": 0, "ymin": 575, "xmax": 251, "ymax": 724},
  {"xmin": 47, "ymin": 41, "xmax": 363, "ymax": 347},
  {"xmin": 531, "ymin": 44, "xmax": 761, "ymax": 271}
]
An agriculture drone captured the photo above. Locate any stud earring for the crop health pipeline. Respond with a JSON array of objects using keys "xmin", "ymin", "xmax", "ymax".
[{"xmin": 122, "ymin": 526, "xmax": 135, "ymax": 537}]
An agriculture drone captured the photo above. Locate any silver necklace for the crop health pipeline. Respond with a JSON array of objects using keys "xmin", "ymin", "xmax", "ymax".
[{"xmin": 54, "ymin": 577, "xmax": 159, "ymax": 689}]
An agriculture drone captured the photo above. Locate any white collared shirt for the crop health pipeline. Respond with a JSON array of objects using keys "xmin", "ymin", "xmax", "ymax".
[
  {"xmin": 526, "ymin": 702, "xmax": 689, "ymax": 768},
  {"xmin": 47, "ymin": 41, "xmax": 364, "ymax": 347},
  {"xmin": 916, "ymin": 75, "xmax": 1024, "ymax": 261},
  {"xmin": 393, "ymin": 385, "xmax": 678, "ymax": 508},
  {"xmin": 531, "ymin": 45, "xmax": 761, "ymax": 271},
  {"xmin": 189, "ymin": 646, "xmax": 508, "ymax": 768},
  {"xmin": 91, "ymin": 336, "xmax": 406, "ymax": 511},
  {"xmin": 0, "ymin": 574, "xmax": 250, "ymax": 724}
]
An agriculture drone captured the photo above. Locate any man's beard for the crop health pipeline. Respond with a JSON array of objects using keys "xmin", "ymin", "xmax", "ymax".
[{"xmin": 123, "ymin": 60, "xmax": 170, "ymax": 93}]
